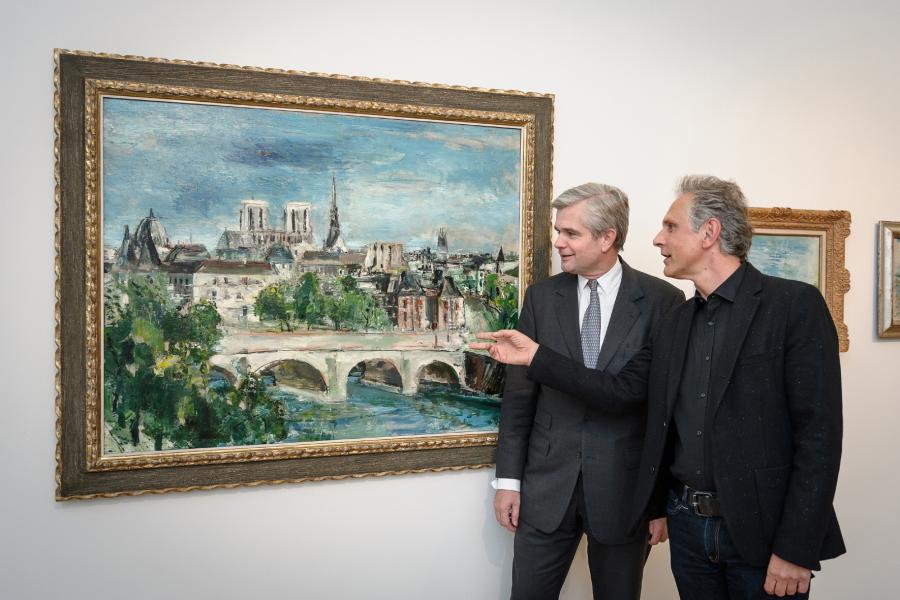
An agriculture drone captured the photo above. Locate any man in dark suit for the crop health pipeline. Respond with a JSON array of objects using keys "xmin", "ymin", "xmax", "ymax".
[
  {"xmin": 487, "ymin": 182, "xmax": 684, "ymax": 600},
  {"xmin": 476, "ymin": 175, "xmax": 845, "ymax": 599}
]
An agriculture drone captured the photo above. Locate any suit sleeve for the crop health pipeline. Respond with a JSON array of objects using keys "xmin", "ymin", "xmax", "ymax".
[
  {"xmin": 494, "ymin": 286, "xmax": 540, "ymax": 480},
  {"xmin": 647, "ymin": 438, "xmax": 675, "ymax": 520},
  {"xmin": 525, "ymin": 343, "xmax": 651, "ymax": 414},
  {"xmin": 771, "ymin": 284, "xmax": 843, "ymax": 569},
  {"xmin": 642, "ymin": 297, "xmax": 682, "ymax": 521},
  {"xmin": 521, "ymin": 281, "xmax": 681, "ymax": 415}
]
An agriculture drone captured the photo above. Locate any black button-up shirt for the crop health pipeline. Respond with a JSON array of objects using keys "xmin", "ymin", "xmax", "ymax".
[{"xmin": 670, "ymin": 262, "xmax": 747, "ymax": 492}]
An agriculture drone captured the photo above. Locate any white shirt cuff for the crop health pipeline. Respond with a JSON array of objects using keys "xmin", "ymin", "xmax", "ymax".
[{"xmin": 491, "ymin": 478, "xmax": 521, "ymax": 491}]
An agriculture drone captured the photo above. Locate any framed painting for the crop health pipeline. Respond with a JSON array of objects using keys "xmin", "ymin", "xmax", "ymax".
[
  {"xmin": 55, "ymin": 50, "xmax": 553, "ymax": 499},
  {"xmin": 748, "ymin": 207, "xmax": 851, "ymax": 351},
  {"xmin": 877, "ymin": 221, "xmax": 900, "ymax": 338}
]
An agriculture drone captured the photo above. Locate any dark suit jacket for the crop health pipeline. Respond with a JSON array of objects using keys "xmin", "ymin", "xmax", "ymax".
[
  {"xmin": 495, "ymin": 258, "xmax": 683, "ymax": 544},
  {"xmin": 527, "ymin": 263, "xmax": 845, "ymax": 569}
]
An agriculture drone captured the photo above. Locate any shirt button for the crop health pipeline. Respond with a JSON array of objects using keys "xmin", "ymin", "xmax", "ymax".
[
  {"xmin": 707, "ymin": 321, "xmax": 714, "ymax": 326},
  {"xmin": 663, "ymin": 420, "xmax": 667, "ymax": 428},
  {"xmin": 700, "ymin": 392, "xmax": 707, "ymax": 398},
  {"xmin": 650, "ymin": 466, "xmax": 656, "ymax": 473},
  {"xmin": 705, "ymin": 355, "xmax": 710, "ymax": 361},
  {"xmin": 696, "ymin": 469, "xmax": 702, "ymax": 475},
  {"xmin": 696, "ymin": 430, "xmax": 703, "ymax": 437}
]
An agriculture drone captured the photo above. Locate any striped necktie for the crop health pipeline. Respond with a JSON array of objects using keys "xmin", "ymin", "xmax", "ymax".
[{"xmin": 581, "ymin": 279, "xmax": 601, "ymax": 368}]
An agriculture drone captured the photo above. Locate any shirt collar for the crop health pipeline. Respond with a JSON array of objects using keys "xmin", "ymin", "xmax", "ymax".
[
  {"xmin": 693, "ymin": 261, "xmax": 746, "ymax": 304},
  {"xmin": 578, "ymin": 258, "xmax": 623, "ymax": 295}
]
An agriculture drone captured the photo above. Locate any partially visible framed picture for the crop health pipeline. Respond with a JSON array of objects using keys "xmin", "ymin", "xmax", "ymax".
[
  {"xmin": 55, "ymin": 50, "xmax": 554, "ymax": 499},
  {"xmin": 748, "ymin": 207, "xmax": 851, "ymax": 352},
  {"xmin": 877, "ymin": 221, "xmax": 900, "ymax": 338}
]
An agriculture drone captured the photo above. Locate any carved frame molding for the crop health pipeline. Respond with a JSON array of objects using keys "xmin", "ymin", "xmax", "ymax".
[
  {"xmin": 55, "ymin": 50, "xmax": 555, "ymax": 499},
  {"xmin": 749, "ymin": 207, "xmax": 851, "ymax": 352}
]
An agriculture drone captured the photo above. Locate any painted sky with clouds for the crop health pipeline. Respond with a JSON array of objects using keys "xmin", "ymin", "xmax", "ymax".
[{"xmin": 102, "ymin": 97, "xmax": 522, "ymax": 254}]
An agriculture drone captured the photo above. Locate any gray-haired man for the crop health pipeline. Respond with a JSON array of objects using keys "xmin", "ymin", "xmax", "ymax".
[
  {"xmin": 492, "ymin": 182, "xmax": 684, "ymax": 599},
  {"xmin": 480, "ymin": 176, "xmax": 845, "ymax": 599}
]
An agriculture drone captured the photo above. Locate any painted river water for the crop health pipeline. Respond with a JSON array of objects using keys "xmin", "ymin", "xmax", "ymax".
[{"xmin": 269, "ymin": 378, "xmax": 501, "ymax": 442}]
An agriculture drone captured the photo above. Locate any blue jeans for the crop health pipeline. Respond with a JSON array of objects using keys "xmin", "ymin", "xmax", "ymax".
[{"xmin": 666, "ymin": 489, "xmax": 810, "ymax": 600}]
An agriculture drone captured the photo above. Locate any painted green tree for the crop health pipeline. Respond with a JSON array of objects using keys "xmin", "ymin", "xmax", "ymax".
[
  {"xmin": 254, "ymin": 283, "xmax": 293, "ymax": 331},
  {"xmin": 104, "ymin": 273, "xmax": 287, "ymax": 451},
  {"xmin": 483, "ymin": 273, "xmax": 518, "ymax": 330},
  {"xmin": 325, "ymin": 276, "xmax": 390, "ymax": 331},
  {"xmin": 104, "ymin": 274, "xmax": 222, "ymax": 450},
  {"xmin": 293, "ymin": 272, "xmax": 326, "ymax": 330},
  {"xmin": 219, "ymin": 370, "xmax": 287, "ymax": 444}
]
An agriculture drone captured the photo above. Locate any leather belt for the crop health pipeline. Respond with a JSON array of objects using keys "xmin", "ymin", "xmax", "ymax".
[{"xmin": 674, "ymin": 481, "xmax": 722, "ymax": 517}]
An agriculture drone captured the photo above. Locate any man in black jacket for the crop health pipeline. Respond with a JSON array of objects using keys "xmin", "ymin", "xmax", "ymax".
[{"xmin": 475, "ymin": 175, "xmax": 845, "ymax": 599}]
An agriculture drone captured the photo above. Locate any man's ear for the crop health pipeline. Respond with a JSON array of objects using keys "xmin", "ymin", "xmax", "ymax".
[
  {"xmin": 701, "ymin": 218, "xmax": 722, "ymax": 250},
  {"xmin": 600, "ymin": 229, "xmax": 617, "ymax": 252}
]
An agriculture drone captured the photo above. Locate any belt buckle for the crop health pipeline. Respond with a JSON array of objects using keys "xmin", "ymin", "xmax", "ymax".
[{"xmin": 690, "ymin": 490, "xmax": 715, "ymax": 517}]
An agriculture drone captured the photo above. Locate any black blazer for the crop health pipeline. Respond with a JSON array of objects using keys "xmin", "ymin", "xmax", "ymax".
[
  {"xmin": 495, "ymin": 258, "xmax": 683, "ymax": 544},
  {"xmin": 527, "ymin": 263, "xmax": 845, "ymax": 569}
]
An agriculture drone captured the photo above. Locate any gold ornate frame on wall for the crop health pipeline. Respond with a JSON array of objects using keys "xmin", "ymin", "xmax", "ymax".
[
  {"xmin": 877, "ymin": 221, "xmax": 900, "ymax": 338},
  {"xmin": 55, "ymin": 50, "xmax": 554, "ymax": 500},
  {"xmin": 748, "ymin": 207, "xmax": 851, "ymax": 352}
]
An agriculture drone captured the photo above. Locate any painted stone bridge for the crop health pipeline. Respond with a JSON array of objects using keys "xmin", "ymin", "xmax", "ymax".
[{"xmin": 209, "ymin": 349, "xmax": 465, "ymax": 402}]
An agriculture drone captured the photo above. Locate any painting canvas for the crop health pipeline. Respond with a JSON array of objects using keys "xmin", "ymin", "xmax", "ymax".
[
  {"xmin": 748, "ymin": 207, "xmax": 851, "ymax": 351},
  {"xmin": 101, "ymin": 97, "xmax": 521, "ymax": 455},
  {"xmin": 877, "ymin": 221, "xmax": 900, "ymax": 337},
  {"xmin": 55, "ymin": 51, "xmax": 553, "ymax": 499},
  {"xmin": 748, "ymin": 233, "xmax": 822, "ymax": 289}
]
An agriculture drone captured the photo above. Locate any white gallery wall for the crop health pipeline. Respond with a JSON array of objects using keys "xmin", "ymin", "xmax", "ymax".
[{"xmin": 1, "ymin": 1, "xmax": 898, "ymax": 598}]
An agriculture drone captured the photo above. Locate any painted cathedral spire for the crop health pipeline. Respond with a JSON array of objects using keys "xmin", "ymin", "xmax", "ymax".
[
  {"xmin": 437, "ymin": 227, "xmax": 449, "ymax": 258},
  {"xmin": 323, "ymin": 174, "xmax": 348, "ymax": 252}
]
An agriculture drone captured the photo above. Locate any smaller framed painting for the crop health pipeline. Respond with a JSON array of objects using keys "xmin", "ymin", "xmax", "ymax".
[
  {"xmin": 877, "ymin": 221, "xmax": 900, "ymax": 338},
  {"xmin": 748, "ymin": 207, "xmax": 851, "ymax": 352}
]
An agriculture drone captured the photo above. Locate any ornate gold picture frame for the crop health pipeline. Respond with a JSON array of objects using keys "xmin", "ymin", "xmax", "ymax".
[
  {"xmin": 877, "ymin": 221, "xmax": 900, "ymax": 338},
  {"xmin": 748, "ymin": 207, "xmax": 851, "ymax": 352},
  {"xmin": 55, "ymin": 50, "xmax": 554, "ymax": 499}
]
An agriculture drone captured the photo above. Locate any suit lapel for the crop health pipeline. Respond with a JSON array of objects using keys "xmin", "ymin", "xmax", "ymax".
[
  {"xmin": 708, "ymin": 264, "xmax": 762, "ymax": 416},
  {"xmin": 596, "ymin": 260, "xmax": 642, "ymax": 371},
  {"xmin": 665, "ymin": 302, "xmax": 693, "ymax": 417},
  {"xmin": 554, "ymin": 274, "xmax": 583, "ymax": 362}
]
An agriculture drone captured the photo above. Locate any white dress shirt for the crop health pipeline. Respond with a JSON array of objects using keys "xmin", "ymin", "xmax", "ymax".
[
  {"xmin": 576, "ymin": 258, "xmax": 622, "ymax": 348},
  {"xmin": 494, "ymin": 259, "xmax": 624, "ymax": 492}
]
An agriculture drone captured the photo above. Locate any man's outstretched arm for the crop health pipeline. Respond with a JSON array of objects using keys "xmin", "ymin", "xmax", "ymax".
[{"xmin": 472, "ymin": 330, "xmax": 651, "ymax": 414}]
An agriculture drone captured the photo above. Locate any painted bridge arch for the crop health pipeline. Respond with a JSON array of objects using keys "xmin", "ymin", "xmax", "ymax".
[
  {"xmin": 209, "ymin": 349, "xmax": 466, "ymax": 402},
  {"xmin": 415, "ymin": 360, "xmax": 461, "ymax": 387},
  {"xmin": 344, "ymin": 358, "xmax": 404, "ymax": 391},
  {"xmin": 257, "ymin": 358, "xmax": 328, "ymax": 392}
]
